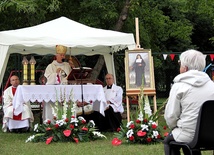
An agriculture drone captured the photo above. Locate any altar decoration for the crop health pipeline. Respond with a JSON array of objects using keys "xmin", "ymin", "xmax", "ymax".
[
  {"xmin": 26, "ymin": 89, "xmax": 106, "ymax": 144},
  {"xmin": 29, "ymin": 56, "xmax": 36, "ymax": 85},
  {"xmin": 112, "ymin": 85, "xmax": 168, "ymax": 145},
  {"xmin": 22, "ymin": 56, "xmax": 29, "ymax": 85}
]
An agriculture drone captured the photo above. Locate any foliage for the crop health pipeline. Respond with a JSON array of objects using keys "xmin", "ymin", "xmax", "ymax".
[
  {"xmin": 112, "ymin": 84, "xmax": 168, "ymax": 145},
  {"xmin": 26, "ymin": 89, "xmax": 106, "ymax": 144},
  {"xmin": 2, "ymin": 0, "xmax": 214, "ymax": 96}
]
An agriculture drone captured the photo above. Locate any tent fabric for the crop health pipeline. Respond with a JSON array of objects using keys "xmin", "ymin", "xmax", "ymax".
[
  {"xmin": 0, "ymin": 16, "xmax": 136, "ymax": 85},
  {"xmin": 0, "ymin": 45, "xmax": 10, "ymax": 86}
]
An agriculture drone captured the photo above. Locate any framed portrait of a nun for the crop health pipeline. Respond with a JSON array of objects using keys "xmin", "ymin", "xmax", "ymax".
[{"xmin": 125, "ymin": 49, "xmax": 155, "ymax": 92}]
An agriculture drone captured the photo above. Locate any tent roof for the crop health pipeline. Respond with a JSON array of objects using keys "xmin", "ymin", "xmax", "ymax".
[
  {"xmin": 0, "ymin": 16, "xmax": 136, "ymax": 86},
  {"xmin": 0, "ymin": 16, "xmax": 135, "ymax": 55}
]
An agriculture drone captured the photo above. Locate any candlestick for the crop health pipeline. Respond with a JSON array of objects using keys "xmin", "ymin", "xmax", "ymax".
[
  {"xmin": 22, "ymin": 56, "xmax": 29, "ymax": 85},
  {"xmin": 29, "ymin": 56, "xmax": 36, "ymax": 85}
]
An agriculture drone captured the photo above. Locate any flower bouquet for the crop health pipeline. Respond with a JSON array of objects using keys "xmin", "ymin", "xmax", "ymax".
[
  {"xmin": 112, "ymin": 84, "xmax": 168, "ymax": 145},
  {"xmin": 26, "ymin": 89, "xmax": 106, "ymax": 144}
]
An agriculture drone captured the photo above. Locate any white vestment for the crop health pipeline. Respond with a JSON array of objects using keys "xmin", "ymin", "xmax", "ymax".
[
  {"xmin": 44, "ymin": 60, "xmax": 71, "ymax": 85},
  {"xmin": 2, "ymin": 86, "xmax": 34, "ymax": 132},
  {"xmin": 43, "ymin": 60, "xmax": 71, "ymax": 122}
]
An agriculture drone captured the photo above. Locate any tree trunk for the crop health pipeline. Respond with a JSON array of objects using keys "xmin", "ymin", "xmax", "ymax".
[
  {"xmin": 89, "ymin": 55, "xmax": 105, "ymax": 81},
  {"xmin": 114, "ymin": 0, "xmax": 131, "ymax": 31},
  {"xmin": 90, "ymin": 1, "xmax": 131, "ymax": 82}
]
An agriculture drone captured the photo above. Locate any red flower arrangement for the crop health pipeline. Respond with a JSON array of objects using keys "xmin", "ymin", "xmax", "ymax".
[
  {"xmin": 26, "ymin": 89, "xmax": 106, "ymax": 144},
  {"xmin": 112, "ymin": 84, "xmax": 168, "ymax": 145}
]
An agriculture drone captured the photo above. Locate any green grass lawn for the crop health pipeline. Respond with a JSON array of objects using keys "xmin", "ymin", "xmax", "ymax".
[
  {"xmin": 0, "ymin": 116, "xmax": 213, "ymax": 155},
  {"xmin": 0, "ymin": 98, "xmax": 213, "ymax": 155}
]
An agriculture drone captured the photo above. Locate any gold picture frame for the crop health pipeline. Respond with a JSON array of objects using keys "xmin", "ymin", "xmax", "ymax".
[{"xmin": 125, "ymin": 49, "xmax": 155, "ymax": 93}]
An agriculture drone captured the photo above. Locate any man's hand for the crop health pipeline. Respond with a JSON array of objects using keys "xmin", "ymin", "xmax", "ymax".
[{"xmin": 56, "ymin": 68, "xmax": 62, "ymax": 74}]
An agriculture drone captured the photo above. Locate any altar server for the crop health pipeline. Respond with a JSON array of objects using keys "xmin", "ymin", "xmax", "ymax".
[
  {"xmin": 103, "ymin": 73, "xmax": 124, "ymax": 131},
  {"xmin": 2, "ymin": 75, "xmax": 34, "ymax": 132}
]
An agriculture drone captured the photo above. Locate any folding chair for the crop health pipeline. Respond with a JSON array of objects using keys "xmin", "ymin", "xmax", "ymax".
[{"xmin": 169, "ymin": 100, "xmax": 214, "ymax": 155}]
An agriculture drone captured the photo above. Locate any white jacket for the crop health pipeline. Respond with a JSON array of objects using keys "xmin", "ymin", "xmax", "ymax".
[
  {"xmin": 103, "ymin": 84, "xmax": 124, "ymax": 113},
  {"xmin": 164, "ymin": 70, "xmax": 214, "ymax": 142}
]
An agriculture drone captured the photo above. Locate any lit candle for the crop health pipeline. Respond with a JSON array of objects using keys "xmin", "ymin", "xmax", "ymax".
[
  {"xmin": 24, "ymin": 64, "xmax": 27, "ymax": 80},
  {"xmin": 29, "ymin": 56, "xmax": 36, "ymax": 85},
  {"xmin": 31, "ymin": 64, "xmax": 35, "ymax": 80},
  {"xmin": 22, "ymin": 56, "xmax": 29, "ymax": 85}
]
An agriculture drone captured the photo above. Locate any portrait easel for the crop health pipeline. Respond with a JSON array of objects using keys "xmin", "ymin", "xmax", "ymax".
[
  {"xmin": 126, "ymin": 89, "xmax": 157, "ymax": 122},
  {"xmin": 125, "ymin": 18, "xmax": 157, "ymax": 122}
]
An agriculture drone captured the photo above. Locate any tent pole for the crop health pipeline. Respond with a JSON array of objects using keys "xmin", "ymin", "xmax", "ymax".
[{"xmin": 111, "ymin": 53, "xmax": 117, "ymax": 85}]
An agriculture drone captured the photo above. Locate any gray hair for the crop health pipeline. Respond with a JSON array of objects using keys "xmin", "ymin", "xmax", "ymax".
[{"xmin": 180, "ymin": 49, "xmax": 205, "ymax": 71}]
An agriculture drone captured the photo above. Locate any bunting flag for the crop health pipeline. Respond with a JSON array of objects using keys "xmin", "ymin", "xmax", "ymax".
[
  {"xmin": 163, "ymin": 54, "xmax": 168, "ymax": 60},
  {"xmin": 210, "ymin": 54, "xmax": 214, "ymax": 61},
  {"xmin": 170, "ymin": 54, "xmax": 175, "ymax": 61}
]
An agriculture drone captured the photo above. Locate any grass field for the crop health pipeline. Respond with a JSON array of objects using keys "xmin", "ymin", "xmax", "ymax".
[{"xmin": 0, "ymin": 99, "xmax": 213, "ymax": 155}]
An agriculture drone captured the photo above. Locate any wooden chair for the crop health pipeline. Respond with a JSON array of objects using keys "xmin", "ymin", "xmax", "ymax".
[{"xmin": 169, "ymin": 100, "xmax": 214, "ymax": 155}]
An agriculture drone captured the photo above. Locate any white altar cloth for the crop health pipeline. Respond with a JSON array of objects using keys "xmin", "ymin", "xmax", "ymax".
[{"xmin": 13, "ymin": 85, "xmax": 108, "ymax": 116}]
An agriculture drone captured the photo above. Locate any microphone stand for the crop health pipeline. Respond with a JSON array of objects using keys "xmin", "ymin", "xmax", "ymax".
[{"xmin": 80, "ymin": 67, "xmax": 85, "ymax": 116}]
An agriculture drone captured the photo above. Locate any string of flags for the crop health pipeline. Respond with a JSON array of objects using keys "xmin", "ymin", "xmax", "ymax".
[{"xmin": 162, "ymin": 54, "xmax": 214, "ymax": 61}]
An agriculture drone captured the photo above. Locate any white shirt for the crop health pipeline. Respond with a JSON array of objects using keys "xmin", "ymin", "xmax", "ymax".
[{"xmin": 103, "ymin": 84, "xmax": 124, "ymax": 113}]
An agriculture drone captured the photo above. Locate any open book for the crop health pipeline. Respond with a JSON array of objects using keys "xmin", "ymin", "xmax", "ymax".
[{"xmin": 67, "ymin": 67, "xmax": 92, "ymax": 80}]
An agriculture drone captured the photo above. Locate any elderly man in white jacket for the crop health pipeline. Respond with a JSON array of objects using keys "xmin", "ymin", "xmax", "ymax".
[
  {"xmin": 163, "ymin": 49, "xmax": 214, "ymax": 155},
  {"xmin": 103, "ymin": 73, "xmax": 124, "ymax": 132}
]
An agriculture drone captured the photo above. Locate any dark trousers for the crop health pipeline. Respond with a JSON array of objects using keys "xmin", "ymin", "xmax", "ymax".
[
  {"xmin": 163, "ymin": 133, "xmax": 194, "ymax": 155},
  {"xmin": 104, "ymin": 106, "xmax": 122, "ymax": 132},
  {"xmin": 80, "ymin": 106, "xmax": 122, "ymax": 132}
]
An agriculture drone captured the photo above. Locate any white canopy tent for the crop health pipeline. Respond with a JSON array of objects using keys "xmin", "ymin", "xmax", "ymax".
[{"xmin": 0, "ymin": 16, "xmax": 136, "ymax": 85}]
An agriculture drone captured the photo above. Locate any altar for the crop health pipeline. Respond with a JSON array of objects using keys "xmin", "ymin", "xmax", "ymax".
[{"xmin": 13, "ymin": 85, "xmax": 108, "ymax": 121}]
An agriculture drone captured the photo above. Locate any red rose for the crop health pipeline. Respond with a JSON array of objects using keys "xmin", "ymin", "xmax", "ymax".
[
  {"xmin": 63, "ymin": 129, "xmax": 71, "ymax": 137},
  {"xmin": 53, "ymin": 116, "xmax": 57, "ymax": 120},
  {"xmin": 137, "ymin": 130, "xmax": 147, "ymax": 137},
  {"xmin": 164, "ymin": 132, "xmax": 169, "ymax": 137},
  {"xmin": 112, "ymin": 138, "xmax": 122, "ymax": 146},
  {"xmin": 129, "ymin": 135, "xmax": 134, "ymax": 141},
  {"xmin": 157, "ymin": 134, "xmax": 161, "ymax": 139},
  {"xmin": 130, "ymin": 124, "xmax": 135, "ymax": 129},
  {"xmin": 81, "ymin": 120, "xmax": 86, "ymax": 124},
  {"xmin": 82, "ymin": 127, "xmax": 88, "ymax": 131},
  {"xmin": 136, "ymin": 119, "xmax": 141, "ymax": 124},
  {"xmin": 89, "ymin": 100, "xmax": 93, "ymax": 104},
  {"xmin": 71, "ymin": 116, "xmax": 75, "ymax": 118},
  {"xmin": 117, "ymin": 128, "xmax": 121, "ymax": 132},
  {"xmin": 55, "ymin": 124, "xmax": 59, "ymax": 128},
  {"xmin": 46, "ymin": 127, "xmax": 52, "ymax": 131},
  {"xmin": 151, "ymin": 124, "xmax": 157, "ymax": 129},
  {"xmin": 163, "ymin": 126, "xmax": 167, "ymax": 130},
  {"xmin": 47, "ymin": 120, "xmax": 51, "ymax": 124},
  {"xmin": 143, "ymin": 119, "xmax": 148, "ymax": 123},
  {"xmin": 73, "ymin": 137, "xmax": 79, "ymax": 143},
  {"xmin": 64, "ymin": 118, "xmax": 69, "ymax": 122},
  {"xmin": 46, "ymin": 136, "xmax": 53, "ymax": 144},
  {"xmin": 146, "ymin": 137, "xmax": 152, "ymax": 143},
  {"xmin": 70, "ymin": 124, "xmax": 75, "ymax": 129}
]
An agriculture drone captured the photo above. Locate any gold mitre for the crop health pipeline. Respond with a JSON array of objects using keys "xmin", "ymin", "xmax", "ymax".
[{"xmin": 56, "ymin": 45, "xmax": 67, "ymax": 54}]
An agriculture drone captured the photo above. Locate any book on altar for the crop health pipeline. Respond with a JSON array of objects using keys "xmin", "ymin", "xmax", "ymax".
[{"xmin": 67, "ymin": 67, "xmax": 92, "ymax": 80}]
